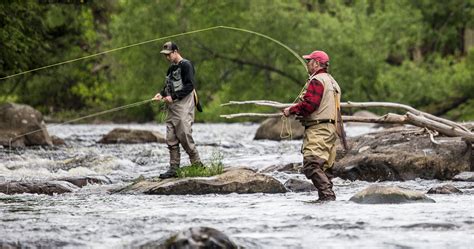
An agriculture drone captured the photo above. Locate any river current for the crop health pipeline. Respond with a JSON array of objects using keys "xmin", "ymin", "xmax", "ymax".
[{"xmin": 0, "ymin": 123, "xmax": 473, "ymax": 248}]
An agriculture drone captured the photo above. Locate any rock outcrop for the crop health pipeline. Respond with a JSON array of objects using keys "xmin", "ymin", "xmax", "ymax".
[
  {"xmin": 116, "ymin": 168, "xmax": 286, "ymax": 195},
  {"xmin": 334, "ymin": 127, "xmax": 471, "ymax": 181},
  {"xmin": 254, "ymin": 116, "xmax": 304, "ymax": 140},
  {"xmin": 0, "ymin": 181, "xmax": 78, "ymax": 195},
  {"xmin": 0, "ymin": 102, "xmax": 52, "ymax": 148},
  {"xmin": 350, "ymin": 185, "xmax": 435, "ymax": 204},
  {"xmin": 98, "ymin": 128, "xmax": 165, "ymax": 144}
]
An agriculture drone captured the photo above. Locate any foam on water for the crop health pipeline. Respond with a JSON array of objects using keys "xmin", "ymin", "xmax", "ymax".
[{"xmin": 0, "ymin": 123, "xmax": 473, "ymax": 248}]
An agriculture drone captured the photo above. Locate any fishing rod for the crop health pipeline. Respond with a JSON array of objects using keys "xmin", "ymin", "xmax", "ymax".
[
  {"xmin": 3, "ymin": 26, "xmax": 308, "ymax": 144},
  {"xmin": 0, "ymin": 26, "xmax": 307, "ymax": 81}
]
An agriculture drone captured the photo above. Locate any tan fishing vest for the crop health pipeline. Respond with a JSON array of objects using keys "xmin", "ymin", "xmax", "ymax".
[{"xmin": 299, "ymin": 73, "xmax": 341, "ymax": 125}]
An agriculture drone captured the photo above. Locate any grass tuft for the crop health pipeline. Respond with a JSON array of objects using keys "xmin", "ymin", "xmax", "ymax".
[{"xmin": 176, "ymin": 151, "xmax": 224, "ymax": 178}]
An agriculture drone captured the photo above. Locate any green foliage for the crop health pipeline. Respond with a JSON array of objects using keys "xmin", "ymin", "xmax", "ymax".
[
  {"xmin": 0, "ymin": 1, "xmax": 115, "ymax": 115},
  {"xmin": 1, "ymin": 0, "xmax": 473, "ymax": 121},
  {"xmin": 176, "ymin": 151, "xmax": 224, "ymax": 178}
]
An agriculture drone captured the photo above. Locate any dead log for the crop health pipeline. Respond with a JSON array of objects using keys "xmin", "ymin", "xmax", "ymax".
[
  {"xmin": 221, "ymin": 100, "xmax": 469, "ymax": 132},
  {"xmin": 220, "ymin": 100, "xmax": 474, "ymax": 142}
]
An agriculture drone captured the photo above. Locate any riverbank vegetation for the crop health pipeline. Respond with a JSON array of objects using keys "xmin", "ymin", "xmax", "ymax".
[{"xmin": 1, "ymin": 1, "xmax": 473, "ymax": 122}]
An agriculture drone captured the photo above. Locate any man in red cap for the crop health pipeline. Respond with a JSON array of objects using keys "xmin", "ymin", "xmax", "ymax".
[{"xmin": 283, "ymin": 50, "xmax": 342, "ymax": 202}]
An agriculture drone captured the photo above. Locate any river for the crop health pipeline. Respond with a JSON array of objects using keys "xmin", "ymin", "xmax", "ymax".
[{"xmin": 1, "ymin": 123, "xmax": 473, "ymax": 248}]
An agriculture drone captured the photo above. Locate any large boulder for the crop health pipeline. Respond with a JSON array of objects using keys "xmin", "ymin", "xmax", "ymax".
[
  {"xmin": 139, "ymin": 227, "xmax": 239, "ymax": 249},
  {"xmin": 116, "ymin": 168, "xmax": 286, "ymax": 195},
  {"xmin": 333, "ymin": 127, "xmax": 471, "ymax": 181},
  {"xmin": 345, "ymin": 110, "xmax": 379, "ymax": 127},
  {"xmin": 0, "ymin": 181, "xmax": 78, "ymax": 195},
  {"xmin": 0, "ymin": 102, "xmax": 52, "ymax": 147},
  {"xmin": 350, "ymin": 185, "xmax": 435, "ymax": 204},
  {"xmin": 254, "ymin": 116, "xmax": 304, "ymax": 140},
  {"xmin": 98, "ymin": 128, "xmax": 165, "ymax": 144}
]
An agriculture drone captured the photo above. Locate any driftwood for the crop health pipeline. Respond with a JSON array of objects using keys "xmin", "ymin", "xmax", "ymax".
[{"xmin": 220, "ymin": 100, "xmax": 474, "ymax": 142}]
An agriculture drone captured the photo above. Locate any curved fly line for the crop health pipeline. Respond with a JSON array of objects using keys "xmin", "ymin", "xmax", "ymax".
[{"xmin": 4, "ymin": 26, "xmax": 307, "ymax": 143}]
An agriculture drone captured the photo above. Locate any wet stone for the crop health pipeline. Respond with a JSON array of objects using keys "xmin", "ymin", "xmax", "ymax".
[
  {"xmin": 56, "ymin": 176, "xmax": 112, "ymax": 188},
  {"xmin": 333, "ymin": 127, "xmax": 470, "ymax": 181},
  {"xmin": 0, "ymin": 102, "xmax": 53, "ymax": 148},
  {"xmin": 51, "ymin": 135, "xmax": 66, "ymax": 146},
  {"xmin": 139, "ymin": 227, "xmax": 239, "ymax": 249},
  {"xmin": 427, "ymin": 184, "xmax": 462, "ymax": 194},
  {"xmin": 452, "ymin": 171, "xmax": 474, "ymax": 182},
  {"xmin": 0, "ymin": 181, "xmax": 78, "ymax": 195},
  {"xmin": 259, "ymin": 162, "xmax": 302, "ymax": 174},
  {"xmin": 116, "ymin": 168, "xmax": 286, "ymax": 195},
  {"xmin": 98, "ymin": 128, "xmax": 165, "ymax": 144},
  {"xmin": 284, "ymin": 178, "xmax": 316, "ymax": 192},
  {"xmin": 350, "ymin": 185, "xmax": 435, "ymax": 204},
  {"xmin": 254, "ymin": 116, "xmax": 304, "ymax": 141}
]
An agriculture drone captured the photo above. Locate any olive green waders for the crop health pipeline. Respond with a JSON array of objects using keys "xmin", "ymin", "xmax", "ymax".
[
  {"xmin": 159, "ymin": 93, "xmax": 202, "ymax": 179},
  {"xmin": 301, "ymin": 123, "xmax": 337, "ymax": 201}
]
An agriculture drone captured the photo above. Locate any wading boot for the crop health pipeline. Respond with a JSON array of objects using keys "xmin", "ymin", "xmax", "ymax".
[
  {"xmin": 159, "ymin": 164, "xmax": 179, "ymax": 179},
  {"xmin": 188, "ymin": 150, "xmax": 203, "ymax": 168},
  {"xmin": 159, "ymin": 145, "xmax": 181, "ymax": 179},
  {"xmin": 303, "ymin": 156, "xmax": 336, "ymax": 202},
  {"xmin": 192, "ymin": 161, "xmax": 205, "ymax": 168}
]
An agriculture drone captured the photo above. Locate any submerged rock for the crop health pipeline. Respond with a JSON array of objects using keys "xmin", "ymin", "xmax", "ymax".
[
  {"xmin": 56, "ymin": 176, "xmax": 112, "ymax": 188},
  {"xmin": 284, "ymin": 178, "xmax": 316, "ymax": 192},
  {"xmin": 0, "ymin": 102, "xmax": 53, "ymax": 148},
  {"xmin": 349, "ymin": 185, "xmax": 435, "ymax": 204},
  {"xmin": 334, "ymin": 127, "xmax": 471, "ymax": 181},
  {"xmin": 427, "ymin": 184, "xmax": 462, "ymax": 194},
  {"xmin": 98, "ymin": 128, "xmax": 165, "ymax": 144},
  {"xmin": 259, "ymin": 162, "xmax": 302, "ymax": 174},
  {"xmin": 0, "ymin": 181, "xmax": 78, "ymax": 195},
  {"xmin": 51, "ymin": 135, "xmax": 66, "ymax": 146},
  {"xmin": 254, "ymin": 116, "xmax": 304, "ymax": 140},
  {"xmin": 116, "ymin": 168, "xmax": 286, "ymax": 195},
  {"xmin": 139, "ymin": 227, "xmax": 239, "ymax": 249},
  {"xmin": 452, "ymin": 171, "xmax": 474, "ymax": 182}
]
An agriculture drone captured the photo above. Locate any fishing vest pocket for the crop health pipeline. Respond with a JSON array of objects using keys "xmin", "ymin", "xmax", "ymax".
[
  {"xmin": 172, "ymin": 79, "xmax": 183, "ymax": 92},
  {"xmin": 170, "ymin": 68, "xmax": 183, "ymax": 92}
]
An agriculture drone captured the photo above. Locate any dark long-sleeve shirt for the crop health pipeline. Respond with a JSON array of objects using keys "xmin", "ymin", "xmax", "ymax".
[
  {"xmin": 160, "ymin": 59, "xmax": 195, "ymax": 100},
  {"xmin": 289, "ymin": 69, "xmax": 326, "ymax": 117}
]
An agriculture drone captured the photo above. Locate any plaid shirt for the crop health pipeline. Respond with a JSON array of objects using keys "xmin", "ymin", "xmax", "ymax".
[{"xmin": 289, "ymin": 69, "xmax": 326, "ymax": 117}]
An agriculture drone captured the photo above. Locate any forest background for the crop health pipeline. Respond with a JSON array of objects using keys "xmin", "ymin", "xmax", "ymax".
[{"xmin": 1, "ymin": 0, "xmax": 473, "ymax": 123}]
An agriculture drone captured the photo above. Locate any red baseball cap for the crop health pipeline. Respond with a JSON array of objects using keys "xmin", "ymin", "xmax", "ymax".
[{"xmin": 303, "ymin": 50, "xmax": 329, "ymax": 63}]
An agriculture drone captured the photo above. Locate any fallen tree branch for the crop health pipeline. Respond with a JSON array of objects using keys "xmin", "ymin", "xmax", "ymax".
[
  {"xmin": 406, "ymin": 112, "xmax": 474, "ymax": 142},
  {"xmin": 221, "ymin": 100, "xmax": 470, "ymax": 132},
  {"xmin": 424, "ymin": 128, "xmax": 440, "ymax": 145},
  {"xmin": 220, "ymin": 112, "xmax": 407, "ymax": 123},
  {"xmin": 220, "ymin": 102, "xmax": 474, "ymax": 142},
  {"xmin": 342, "ymin": 101, "xmax": 470, "ymax": 132},
  {"xmin": 220, "ymin": 112, "xmax": 474, "ymax": 142}
]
